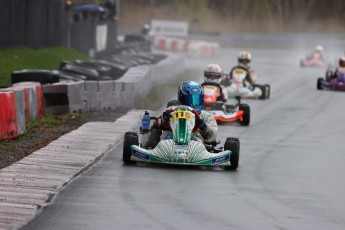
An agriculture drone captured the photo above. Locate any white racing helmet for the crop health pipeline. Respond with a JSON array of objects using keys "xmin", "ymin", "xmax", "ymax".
[
  {"xmin": 204, "ymin": 64, "xmax": 223, "ymax": 84},
  {"xmin": 238, "ymin": 51, "xmax": 251, "ymax": 68},
  {"xmin": 315, "ymin": 45, "xmax": 323, "ymax": 52}
]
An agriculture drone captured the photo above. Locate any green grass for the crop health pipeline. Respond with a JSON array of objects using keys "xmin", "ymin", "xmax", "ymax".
[
  {"xmin": 25, "ymin": 115, "xmax": 57, "ymax": 134},
  {"xmin": 136, "ymin": 68, "xmax": 203, "ymax": 110},
  {"xmin": 0, "ymin": 46, "xmax": 88, "ymax": 86}
]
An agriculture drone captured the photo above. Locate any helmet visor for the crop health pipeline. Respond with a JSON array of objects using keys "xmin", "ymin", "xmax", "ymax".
[
  {"xmin": 205, "ymin": 73, "xmax": 221, "ymax": 80},
  {"xmin": 180, "ymin": 94, "xmax": 203, "ymax": 111},
  {"xmin": 239, "ymin": 59, "xmax": 250, "ymax": 64}
]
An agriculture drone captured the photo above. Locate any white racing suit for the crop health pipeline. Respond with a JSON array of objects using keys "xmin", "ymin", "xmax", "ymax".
[{"xmin": 225, "ymin": 66, "xmax": 262, "ymax": 99}]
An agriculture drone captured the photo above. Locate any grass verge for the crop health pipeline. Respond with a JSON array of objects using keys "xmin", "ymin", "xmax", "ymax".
[{"xmin": 0, "ymin": 46, "xmax": 88, "ymax": 86}]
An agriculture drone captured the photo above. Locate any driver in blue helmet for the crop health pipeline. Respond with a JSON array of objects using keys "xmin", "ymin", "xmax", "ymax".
[{"xmin": 164, "ymin": 81, "xmax": 218, "ymax": 143}]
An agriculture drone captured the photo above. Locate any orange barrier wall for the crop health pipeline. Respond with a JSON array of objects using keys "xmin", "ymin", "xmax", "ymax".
[
  {"xmin": 12, "ymin": 82, "xmax": 44, "ymax": 119},
  {"xmin": 0, "ymin": 91, "xmax": 18, "ymax": 140}
]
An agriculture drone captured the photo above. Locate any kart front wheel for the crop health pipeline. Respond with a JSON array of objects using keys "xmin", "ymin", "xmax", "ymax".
[
  {"xmin": 224, "ymin": 137, "xmax": 240, "ymax": 170},
  {"xmin": 123, "ymin": 132, "xmax": 139, "ymax": 164},
  {"xmin": 239, "ymin": 104, "xmax": 250, "ymax": 126},
  {"xmin": 317, "ymin": 78, "xmax": 323, "ymax": 90}
]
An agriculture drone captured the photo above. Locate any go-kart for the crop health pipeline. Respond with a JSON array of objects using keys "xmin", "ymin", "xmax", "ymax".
[
  {"xmin": 223, "ymin": 72, "xmax": 271, "ymax": 100},
  {"xmin": 317, "ymin": 69, "xmax": 345, "ymax": 91},
  {"xmin": 300, "ymin": 57, "xmax": 326, "ymax": 68},
  {"xmin": 201, "ymin": 82, "xmax": 250, "ymax": 125},
  {"xmin": 123, "ymin": 106, "xmax": 240, "ymax": 170}
]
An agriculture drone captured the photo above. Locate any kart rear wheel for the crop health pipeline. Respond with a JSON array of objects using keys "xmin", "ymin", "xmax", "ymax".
[
  {"xmin": 264, "ymin": 84, "xmax": 270, "ymax": 99},
  {"xmin": 258, "ymin": 85, "xmax": 266, "ymax": 100},
  {"xmin": 239, "ymin": 104, "xmax": 250, "ymax": 126},
  {"xmin": 123, "ymin": 132, "xmax": 139, "ymax": 164},
  {"xmin": 144, "ymin": 128, "xmax": 161, "ymax": 149},
  {"xmin": 317, "ymin": 78, "xmax": 324, "ymax": 90},
  {"xmin": 224, "ymin": 137, "xmax": 240, "ymax": 170},
  {"xmin": 325, "ymin": 70, "xmax": 333, "ymax": 82},
  {"xmin": 167, "ymin": 100, "xmax": 180, "ymax": 108}
]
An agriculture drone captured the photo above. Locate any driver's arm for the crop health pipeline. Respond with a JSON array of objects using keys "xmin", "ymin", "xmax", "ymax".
[
  {"xmin": 222, "ymin": 69, "xmax": 234, "ymax": 86},
  {"xmin": 245, "ymin": 71, "xmax": 254, "ymax": 87},
  {"xmin": 199, "ymin": 112, "xmax": 218, "ymax": 142}
]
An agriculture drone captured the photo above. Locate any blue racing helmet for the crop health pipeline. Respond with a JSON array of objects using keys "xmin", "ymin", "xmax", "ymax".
[{"xmin": 178, "ymin": 81, "xmax": 204, "ymax": 113}]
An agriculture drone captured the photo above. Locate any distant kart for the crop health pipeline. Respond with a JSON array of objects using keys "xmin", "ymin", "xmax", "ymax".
[
  {"xmin": 201, "ymin": 82, "xmax": 250, "ymax": 125},
  {"xmin": 317, "ymin": 69, "xmax": 345, "ymax": 91},
  {"xmin": 223, "ymin": 72, "xmax": 271, "ymax": 100},
  {"xmin": 300, "ymin": 58, "xmax": 326, "ymax": 68}
]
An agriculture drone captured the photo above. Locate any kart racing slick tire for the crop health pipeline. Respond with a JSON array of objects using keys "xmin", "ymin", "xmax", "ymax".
[
  {"xmin": 123, "ymin": 132, "xmax": 139, "ymax": 164},
  {"xmin": 239, "ymin": 104, "xmax": 250, "ymax": 126},
  {"xmin": 224, "ymin": 137, "xmax": 240, "ymax": 170},
  {"xmin": 144, "ymin": 128, "xmax": 162, "ymax": 149},
  {"xmin": 264, "ymin": 84, "xmax": 271, "ymax": 99},
  {"xmin": 325, "ymin": 70, "xmax": 333, "ymax": 82},
  {"xmin": 317, "ymin": 78, "xmax": 324, "ymax": 90},
  {"xmin": 167, "ymin": 100, "xmax": 180, "ymax": 108},
  {"xmin": 259, "ymin": 85, "xmax": 267, "ymax": 100}
]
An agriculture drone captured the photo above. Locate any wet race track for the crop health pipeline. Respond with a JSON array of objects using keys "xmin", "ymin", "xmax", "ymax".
[{"xmin": 24, "ymin": 34, "xmax": 345, "ymax": 230}]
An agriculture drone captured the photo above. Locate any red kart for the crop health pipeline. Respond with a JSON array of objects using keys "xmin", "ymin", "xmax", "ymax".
[{"xmin": 201, "ymin": 82, "xmax": 250, "ymax": 125}]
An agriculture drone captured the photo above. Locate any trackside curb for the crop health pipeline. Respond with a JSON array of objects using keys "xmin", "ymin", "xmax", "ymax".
[{"xmin": 0, "ymin": 110, "xmax": 144, "ymax": 230}]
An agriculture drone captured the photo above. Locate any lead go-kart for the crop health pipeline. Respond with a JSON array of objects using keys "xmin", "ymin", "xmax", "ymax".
[
  {"xmin": 201, "ymin": 82, "xmax": 250, "ymax": 125},
  {"xmin": 317, "ymin": 68, "xmax": 345, "ymax": 91},
  {"xmin": 123, "ymin": 105, "xmax": 240, "ymax": 170}
]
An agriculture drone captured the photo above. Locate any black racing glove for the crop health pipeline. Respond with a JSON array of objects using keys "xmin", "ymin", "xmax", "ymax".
[
  {"xmin": 162, "ymin": 110, "xmax": 170, "ymax": 121},
  {"xmin": 195, "ymin": 118, "xmax": 207, "ymax": 130}
]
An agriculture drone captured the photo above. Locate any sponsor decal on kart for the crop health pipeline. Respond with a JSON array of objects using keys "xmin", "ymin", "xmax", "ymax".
[
  {"xmin": 174, "ymin": 145, "xmax": 189, "ymax": 161},
  {"xmin": 132, "ymin": 149, "xmax": 150, "ymax": 161},
  {"xmin": 211, "ymin": 155, "xmax": 230, "ymax": 164}
]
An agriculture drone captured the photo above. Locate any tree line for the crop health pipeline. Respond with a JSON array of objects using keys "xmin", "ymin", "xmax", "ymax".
[{"xmin": 122, "ymin": 0, "xmax": 345, "ymax": 32}]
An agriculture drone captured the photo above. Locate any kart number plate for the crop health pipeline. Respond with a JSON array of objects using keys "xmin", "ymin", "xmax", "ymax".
[
  {"xmin": 204, "ymin": 86, "xmax": 219, "ymax": 95},
  {"xmin": 172, "ymin": 111, "xmax": 193, "ymax": 122},
  {"xmin": 234, "ymin": 69, "xmax": 245, "ymax": 75}
]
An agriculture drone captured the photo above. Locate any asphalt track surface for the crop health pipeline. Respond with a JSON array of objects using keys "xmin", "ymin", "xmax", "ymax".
[{"xmin": 24, "ymin": 38, "xmax": 345, "ymax": 230}]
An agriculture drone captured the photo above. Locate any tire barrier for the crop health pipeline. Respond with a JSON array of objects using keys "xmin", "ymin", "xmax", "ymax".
[
  {"xmin": 0, "ymin": 90, "xmax": 18, "ymax": 140},
  {"xmin": 0, "ymin": 87, "xmax": 26, "ymax": 135},
  {"xmin": 12, "ymin": 82, "xmax": 44, "ymax": 119},
  {"xmin": 42, "ymin": 81, "xmax": 85, "ymax": 115},
  {"xmin": 59, "ymin": 61, "xmax": 100, "ymax": 81},
  {"xmin": 2, "ymin": 53, "xmax": 184, "ymax": 139},
  {"xmin": 187, "ymin": 41, "xmax": 220, "ymax": 58},
  {"xmin": 153, "ymin": 36, "xmax": 220, "ymax": 58},
  {"xmin": 11, "ymin": 69, "xmax": 60, "ymax": 85},
  {"xmin": 42, "ymin": 53, "xmax": 185, "ymax": 114}
]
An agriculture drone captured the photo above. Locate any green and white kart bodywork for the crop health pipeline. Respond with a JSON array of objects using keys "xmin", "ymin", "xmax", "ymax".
[
  {"xmin": 123, "ymin": 106, "xmax": 239, "ymax": 169},
  {"xmin": 131, "ymin": 139, "xmax": 231, "ymax": 166}
]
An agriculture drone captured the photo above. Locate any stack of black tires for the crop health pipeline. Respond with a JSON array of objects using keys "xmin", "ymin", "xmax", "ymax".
[{"xmin": 11, "ymin": 34, "xmax": 166, "ymax": 85}]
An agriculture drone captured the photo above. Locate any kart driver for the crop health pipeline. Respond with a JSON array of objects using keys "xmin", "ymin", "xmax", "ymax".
[
  {"xmin": 143, "ymin": 81, "xmax": 218, "ymax": 149},
  {"xmin": 307, "ymin": 45, "xmax": 324, "ymax": 61},
  {"xmin": 328, "ymin": 56, "xmax": 345, "ymax": 80},
  {"xmin": 223, "ymin": 51, "xmax": 262, "ymax": 98},
  {"xmin": 163, "ymin": 81, "xmax": 218, "ymax": 143},
  {"xmin": 203, "ymin": 64, "xmax": 228, "ymax": 103}
]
